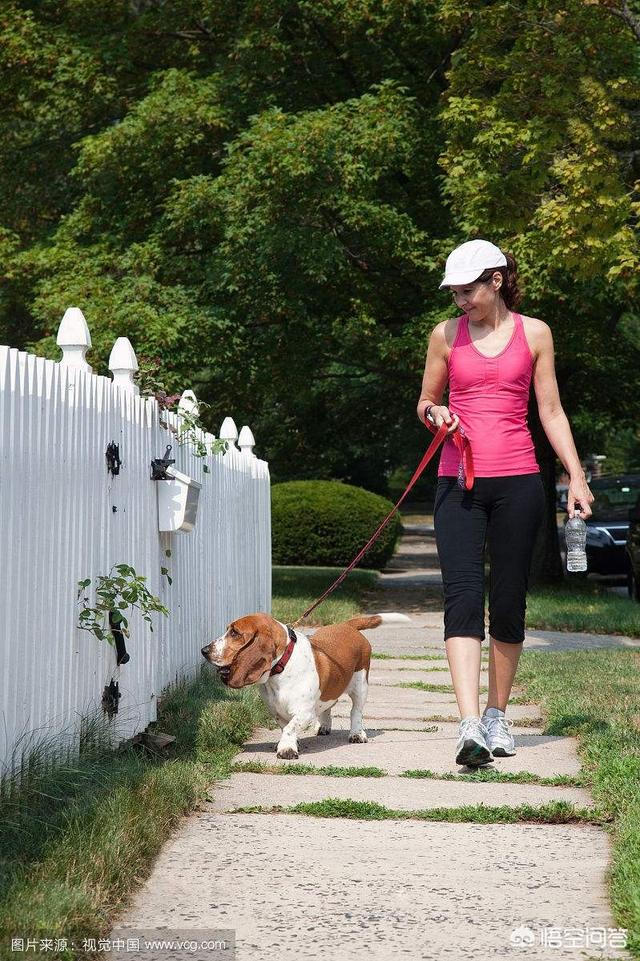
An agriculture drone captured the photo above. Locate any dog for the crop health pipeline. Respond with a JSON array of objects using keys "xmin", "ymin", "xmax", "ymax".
[{"xmin": 201, "ymin": 611, "xmax": 411, "ymax": 759}]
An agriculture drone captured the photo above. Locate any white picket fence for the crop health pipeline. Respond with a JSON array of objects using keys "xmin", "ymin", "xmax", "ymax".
[{"xmin": 0, "ymin": 308, "xmax": 271, "ymax": 777}]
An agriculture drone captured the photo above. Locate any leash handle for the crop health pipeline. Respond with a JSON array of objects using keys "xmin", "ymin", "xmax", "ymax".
[
  {"xmin": 290, "ymin": 421, "xmax": 450, "ymax": 627},
  {"xmin": 424, "ymin": 410, "xmax": 474, "ymax": 490}
]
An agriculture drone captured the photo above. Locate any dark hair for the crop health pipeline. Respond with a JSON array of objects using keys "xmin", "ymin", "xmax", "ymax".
[{"xmin": 476, "ymin": 251, "xmax": 521, "ymax": 310}]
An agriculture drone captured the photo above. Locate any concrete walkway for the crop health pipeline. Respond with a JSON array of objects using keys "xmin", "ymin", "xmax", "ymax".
[{"xmin": 111, "ymin": 522, "xmax": 638, "ymax": 960}]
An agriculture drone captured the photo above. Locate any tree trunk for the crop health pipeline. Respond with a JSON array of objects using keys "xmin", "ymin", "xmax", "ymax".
[{"xmin": 528, "ymin": 390, "xmax": 564, "ymax": 585}]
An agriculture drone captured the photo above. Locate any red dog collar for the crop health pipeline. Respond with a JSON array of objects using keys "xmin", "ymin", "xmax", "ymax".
[{"xmin": 269, "ymin": 625, "xmax": 297, "ymax": 676}]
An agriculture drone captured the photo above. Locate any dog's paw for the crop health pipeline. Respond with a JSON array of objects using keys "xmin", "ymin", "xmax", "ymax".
[
  {"xmin": 348, "ymin": 731, "xmax": 368, "ymax": 743},
  {"xmin": 276, "ymin": 746, "xmax": 299, "ymax": 760},
  {"xmin": 316, "ymin": 725, "xmax": 332, "ymax": 736}
]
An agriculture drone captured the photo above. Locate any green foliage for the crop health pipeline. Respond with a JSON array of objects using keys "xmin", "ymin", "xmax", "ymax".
[
  {"xmin": 271, "ymin": 479, "xmax": 401, "ymax": 568},
  {"xmin": 601, "ymin": 427, "xmax": 640, "ymax": 474},
  {"xmin": 76, "ymin": 563, "xmax": 169, "ymax": 644},
  {"xmin": 1, "ymin": 0, "xmax": 639, "ymax": 488}
]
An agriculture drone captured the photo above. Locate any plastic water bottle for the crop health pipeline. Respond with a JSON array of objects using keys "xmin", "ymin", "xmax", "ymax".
[{"xmin": 565, "ymin": 510, "xmax": 587, "ymax": 572}]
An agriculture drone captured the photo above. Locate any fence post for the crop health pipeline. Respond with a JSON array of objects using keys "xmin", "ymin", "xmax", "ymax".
[
  {"xmin": 109, "ymin": 337, "xmax": 140, "ymax": 395},
  {"xmin": 56, "ymin": 307, "xmax": 92, "ymax": 371},
  {"xmin": 238, "ymin": 426, "xmax": 256, "ymax": 457},
  {"xmin": 219, "ymin": 416, "xmax": 238, "ymax": 452}
]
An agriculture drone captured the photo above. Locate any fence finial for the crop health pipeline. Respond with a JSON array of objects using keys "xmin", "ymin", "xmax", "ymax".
[
  {"xmin": 109, "ymin": 337, "xmax": 140, "ymax": 395},
  {"xmin": 238, "ymin": 425, "xmax": 256, "ymax": 457},
  {"xmin": 219, "ymin": 416, "xmax": 238, "ymax": 450},
  {"xmin": 57, "ymin": 307, "xmax": 93, "ymax": 371},
  {"xmin": 178, "ymin": 390, "xmax": 199, "ymax": 417}
]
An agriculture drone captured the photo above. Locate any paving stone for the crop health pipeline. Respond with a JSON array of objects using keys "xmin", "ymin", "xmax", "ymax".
[
  {"xmin": 209, "ymin": 771, "xmax": 593, "ymax": 813},
  {"xmin": 111, "ymin": 814, "xmax": 627, "ymax": 960},
  {"xmin": 522, "ymin": 628, "xmax": 640, "ymax": 652},
  {"xmin": 356, "ymin": 687, "xmax": 460, "ymax": 708},
  {"xmin": 331, "ymin": 702, "xmax": 543, "ymax": 723},
  {"xmin": 236, "ymin": 726, "xmax": 582, "ymax": 777},
  {"xmin": 371, "ymin": 669, "xmax": 489, "ymax": 686}
]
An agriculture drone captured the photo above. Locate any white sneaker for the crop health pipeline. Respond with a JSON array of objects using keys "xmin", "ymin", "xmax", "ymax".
[
  {"xmin": 482, "ymin": 707, "xmax": 516, "ymax": 757},
  {"xmin": 455, "ymin": 715, "xmax": 492, "ymax": 767}
]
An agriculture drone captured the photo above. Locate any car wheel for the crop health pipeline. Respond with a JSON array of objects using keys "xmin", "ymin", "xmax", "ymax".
[{"xmin": 629, "ymin": 569, "xmax": 640, "ymax": 602}]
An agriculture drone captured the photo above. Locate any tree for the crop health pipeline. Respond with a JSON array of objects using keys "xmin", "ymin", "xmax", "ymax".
[{"xmin": 2, "ymin": 1, "xmax": 639, "ymax": 577}]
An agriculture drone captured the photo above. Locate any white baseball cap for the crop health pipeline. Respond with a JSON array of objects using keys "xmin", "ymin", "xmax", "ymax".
[{"xmin": 439, "ymin": 239, "xmax": 507, "ymax": 288}]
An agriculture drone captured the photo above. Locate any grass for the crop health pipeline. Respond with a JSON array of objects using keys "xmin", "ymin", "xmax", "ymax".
[
  {"xmin": 516, "ymin": 646, "xmax": 640, "ymax": 956},
  {"xmin": 227, "ymin": 798, "xmax": 609, "ymax": 825},
  {"xmin": 0, "ymin": 563, "xmax": 377, "ymax": 959},
  {"xmin": 271, "ymin": 564, "xmax": 378, "ymax": 626},
  {"xmin": 230, "ymin": 759, "xmax": 587, "ymax": 788},
  {"xmin": 526, "ymin": 578, "xmax": 640, "ymax": 637},
  {"xmin": 396, "ymin": 680, "xmax": 481, "ymax": 693},
  {"xmin": 371, "ymin": 653, "xmax": 447, "ymax": 661},
  {"xmin": 0, "ymin": 670, "xmax": 272, "ymax": 960},
  {"xmin": 392, "ymin": 681, "xmax": 535, "ymax": 705},
  {"xmin": 231, "ymin": 760, "xmax": 387, "ymax": 777},
  {"xmin": 420, "ymin": 713, "xmax": 543, "ymax": 727},
  {"xmin": 400, "ymin": 767, "xmax": 588, "ymax": 787},
  {"xmin": 383, "ymin": 665, "xmax": 451, "ymax": 671}
]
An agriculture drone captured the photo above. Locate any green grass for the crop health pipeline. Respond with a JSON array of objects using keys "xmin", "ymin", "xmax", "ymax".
[
  {"xmin": 526, "ymin": 579, "xmax": 640, "ymax": 637},
  {"xmin": 379, "ymin": 725, "xmax": 441, "ymax": 732},
  {"xmin": 417, "ymin": 713, "xmax": 544, "ymax": 727},
  {"xmin": 388, "ymin": 665, "xmax": 452, "ymax": 671},
  {"xmin": 0, "ymin": 670, "xmax": 272, "ymax": 959},
  {"xmin": 231, "ymin": 759, "xmax": 587, "ymax": 788},
  {"xmin": 231, "ymin": 760, "xmax": 387, "ymax": 777},
  {"xmin": 393, "ymin": 681, "xmax": 534, "ymax": 706},
  {"xmin": 400, "ymin": 768, "xmax": 588, "ymax": 788},
  {"xmin": 228, "ymin": 797, "xmax": 609, "ymax": 825},
  {"xmin": 371, "ymin": 653, "xmax": 448, "ymax": 661},
  {"xmin": 517, "ymin": 646, "xmax": 640, "ymax": 956},
  {"xmin": 0, "ymin": 562, "xmax": 378, "ymax": 960},
  {"xmin": 396, "ymin": 680, "xmax": 479, "ymax": 693},
  {"xmin": 271, "ymin": 565, "xmax": 378, "ymax": 626}
]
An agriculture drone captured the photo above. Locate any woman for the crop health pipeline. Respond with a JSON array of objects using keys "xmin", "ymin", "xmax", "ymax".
[{"xmin": 417, "ymin": 239, "xmax": 594, "ymax": 767}]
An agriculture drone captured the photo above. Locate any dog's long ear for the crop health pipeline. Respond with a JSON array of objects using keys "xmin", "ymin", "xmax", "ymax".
[{"xmin": 228, "ymin": 631, "xmax": 276, "ymax": 688}]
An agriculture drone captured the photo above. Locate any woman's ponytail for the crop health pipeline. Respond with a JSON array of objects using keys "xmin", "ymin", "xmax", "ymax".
[
  {"xmin": 500, "ymin": 252, "xmax": 522, "ymax": 310},
  {"xmin": 477, "ymin": 250, "xmax": 522, "ymax": 309}
]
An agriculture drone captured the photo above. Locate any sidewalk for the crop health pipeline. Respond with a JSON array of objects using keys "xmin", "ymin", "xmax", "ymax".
[{"xmin": 111, "ymin": 523, "xmax": 638, "ymax": 960}]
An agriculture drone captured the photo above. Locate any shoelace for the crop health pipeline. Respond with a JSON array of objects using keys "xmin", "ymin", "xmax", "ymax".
[
  {"xmin": 483, "ymin": 715, "xmax": 514, "ymax": 740},
  {"xmin": 459, "ymin": 716, "xmax": 488, "ymax": 738}
]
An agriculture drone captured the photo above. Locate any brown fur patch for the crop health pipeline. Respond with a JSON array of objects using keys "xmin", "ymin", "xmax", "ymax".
[{"xmin": 309, "ymin": 621, "xmax": 373, "ymax": 701}]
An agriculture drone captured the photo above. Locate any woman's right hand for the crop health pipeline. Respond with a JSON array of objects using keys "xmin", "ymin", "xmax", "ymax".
[{"xmin": 431, "ymin": 406, "xmax": 460, "ymax": 434}]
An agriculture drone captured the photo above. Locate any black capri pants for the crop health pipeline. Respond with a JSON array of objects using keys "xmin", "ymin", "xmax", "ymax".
[{"xmin": 433, "ymin": 473, "xmax": 545, "ymax": 644}]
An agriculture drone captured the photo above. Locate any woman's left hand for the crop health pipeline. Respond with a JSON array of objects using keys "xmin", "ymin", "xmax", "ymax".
[{"xmin": 567, "ymin": 473, "xmax": 594, "ymax": 519}]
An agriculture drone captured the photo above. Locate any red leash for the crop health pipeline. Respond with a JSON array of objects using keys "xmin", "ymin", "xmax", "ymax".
[{"xmin": 290, "ymin": 414, "xmax": 474, "ymax": 627}]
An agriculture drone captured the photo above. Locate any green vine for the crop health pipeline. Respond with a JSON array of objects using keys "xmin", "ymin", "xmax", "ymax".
[
  {"xmin": 77, "ymin": 564, "xmax": 169, "ymax": 644},
  {"xmin": 166, "ymin": 399, "xmax": 228, "ymax": 471},
  {"xmin": 133, "ymin": 355, "xmax": 181, "ymax": 411},
  {"xmin": 134, "ymin": 357, "xmax": 229, "ymax": 471}
]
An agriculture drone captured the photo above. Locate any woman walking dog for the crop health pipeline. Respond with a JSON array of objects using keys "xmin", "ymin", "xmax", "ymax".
[{"xmin": 417, "ymin": 239, "xmax": 594, "ymax": 767}]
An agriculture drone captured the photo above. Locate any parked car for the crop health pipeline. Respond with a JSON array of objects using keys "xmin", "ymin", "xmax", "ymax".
[
  {"xmin": 562, "ymin": 474, "xmax": 640, "ymax": 579},
  {"xmin": 626, "ymin": 491, "xmax": 640, "ymax": 600}
]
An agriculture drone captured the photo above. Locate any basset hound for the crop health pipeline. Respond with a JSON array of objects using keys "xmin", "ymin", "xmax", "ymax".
[{"xmin": 201, "ymin": 611, "xmax": 411, "ymax": 759}]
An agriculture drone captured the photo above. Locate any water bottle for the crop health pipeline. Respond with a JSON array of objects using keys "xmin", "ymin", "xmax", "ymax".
[{"xmin": 565, "ymin": 509, "xmax": 587, "ymax": 572}]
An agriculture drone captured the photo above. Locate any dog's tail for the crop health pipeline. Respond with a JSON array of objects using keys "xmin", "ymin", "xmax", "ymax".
[{"xmin": 345, "ymin": 612, "xmax": 412, "ymax": 631}]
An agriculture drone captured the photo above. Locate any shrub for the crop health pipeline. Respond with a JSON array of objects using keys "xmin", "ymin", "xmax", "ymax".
[{"xmin": 271, "ymin": 480, "xmax": 401, "ymax": 570}]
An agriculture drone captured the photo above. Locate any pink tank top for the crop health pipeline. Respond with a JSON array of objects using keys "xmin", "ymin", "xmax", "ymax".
[{"xmin": 438, "ymin": 312, "xmax": 540, "ymax": 478}]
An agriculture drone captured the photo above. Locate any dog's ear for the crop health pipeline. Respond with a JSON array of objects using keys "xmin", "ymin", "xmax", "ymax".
[{"xmin": 228, "ymin": 630, "xmax": 276, "ymax": 687}]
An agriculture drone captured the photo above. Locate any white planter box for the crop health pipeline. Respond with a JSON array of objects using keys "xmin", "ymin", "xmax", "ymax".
[{"xmin": 156, "ymin": 466, "xmax": 202, "ymax": 533}]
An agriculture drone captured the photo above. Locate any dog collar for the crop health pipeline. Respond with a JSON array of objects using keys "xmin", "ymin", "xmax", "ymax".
[{"xmin": 269, "ymin": 625, "xmax": 297, "ymax": 676}]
